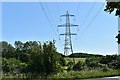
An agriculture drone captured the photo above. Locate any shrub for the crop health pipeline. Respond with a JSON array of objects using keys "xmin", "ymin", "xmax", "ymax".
[
  {"xmin": 73, "ymin": 61, "xmax": 83, "ymax": 71},
  {"xmin": 115, "ymin": 55, "xmax": 120, "ymax": 69},
  {"xmin": 67, "ymin": 61, "xmax": 73, "ymax": 71},
  {"xmin": 2, "ymin": 58, "xmax": 22, "ymax": 73},
  {"xmin": 100, "ymin": 65, "xmax": 110, "ymax": 72},
  {"xmin": 85, "ymin": 58, "xmax": 99, "ymax": 68},
  {"xmin": 99, "ymin": 57, "xmax": 108, "ymax": 64},
  {"xmin": 60, "ymin": 57, "xmax": 66, "ymax": 66}
]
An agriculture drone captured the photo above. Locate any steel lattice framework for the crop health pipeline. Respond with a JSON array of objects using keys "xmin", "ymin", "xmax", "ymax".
[
  {"xmin": 58, "ymin": 11, "xmax": 78, "ymax": 56},
  {"xmin": 116, "ymin": 16, "xmax": 120, "ymax": 55}
]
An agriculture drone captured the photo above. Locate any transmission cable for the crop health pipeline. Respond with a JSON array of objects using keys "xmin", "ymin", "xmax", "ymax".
[
  {"xmin": 44, "ymin": 2, "xmax": 57, "ymax": 28},
  {"xmin": 38, "ymin": 2, "xmax": 59, "ymax": 38},
  {"xmin": 79, "ymin": 3, "xmax": 105, "ymax": 37},
  {"xmin": 74, "ymin": 2, "xmax": 96, "ymax": 48},
  {"xmin": 74, "ymin": 2, "xmax": 105, "ymax": 50},
  {"xmin": 75, "ymin": 2, "xmax": 81, "ymax": 21},
  {"xmin": 56, "ymin": 1, "xmax": 61, "ymax": 18},
  {"xmin": 79, "ymin": 1, "xmax": 97, "ymax": 31}
]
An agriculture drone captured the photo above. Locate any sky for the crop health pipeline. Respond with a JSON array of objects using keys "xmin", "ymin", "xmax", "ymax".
[{"xmin": 2, "ymin": 2, "xmax": 119, "ymax": 55}]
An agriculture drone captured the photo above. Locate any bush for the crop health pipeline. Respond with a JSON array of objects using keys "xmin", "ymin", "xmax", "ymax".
[
  {"xmin": 67, "ymin": 61, "xmax": 73, "ymax": 66},
  {"xmin": 99, "ymin": 57, "xmax": 108, "ymax": 64},
  {"xmin": 115, "ymin": 55, "xmax": 120, "ymax": 69},
  {"xmin": 2, "ymin": 58, "xmax": 24, "ymax": 73},
  {"xmin": 60, "ymin": 57, "xmax": 66, "ymax": 66},
  {"xmin": 67, "ymin": 61, "xmax": 73, "ymax": 71},
  {"xmin": 100, "ymin": 65, "xmax": 110, "ymax": 72},
  {"xmin": 85, "ymin": 58, "xmax": 99, "ymax": 68},
  {"xmin": 73, "ymin": 61, "xmax": 83, "ymax": 71}
]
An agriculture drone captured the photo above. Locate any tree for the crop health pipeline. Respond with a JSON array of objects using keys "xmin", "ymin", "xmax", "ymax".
[
  {"xmin": 14, "ymin": 41, "xmax": 23, "ymax": 50},
  {"xmin": 2, "ymin": 58, "xmax": 27, "ymax": 73},
  {"xmin": 1, "ymin": 41, "xmax": 15, "ymax": 58},
  {"xmin": 28, "ymin": 41, "xmax": 43, "ymax": 74},
  {"xmin": 85, "ymin": 57, "xmax": 100, "ymax": 68},
  {"xmin": 2, "ymin": 58, "xmax": 20, "ymax": 73},
  {"xmin": 73, "ymin": 61, "xmax": 83, "ymax": 71},
  {"xmin": 116, "ymin": 55, "xmax": 120, "ymax": 69},
  {"xmin": 14, "ymin": 41, "xmax": 32, "ymax": 62},
  {"xmin": 28, "ymin": 41, "xmax": 62, "ymax": 77},
  {"xmin": 2, "ymin": 40, "xmax": 64, "ymax": 77},
  {"xmin": 104, "ymin": 1, "xmax": 120, "ymax": 16},
  {"xmin": 14, "ymin": 41, "xmax": 23, "ymax": 60},
  {"xmin": 99, "ymin": 57, "xmax": 108, "ymax": 64},
  {"xmin": 42, "ymin": 41, "xmax": 61, "ymax": 76}
]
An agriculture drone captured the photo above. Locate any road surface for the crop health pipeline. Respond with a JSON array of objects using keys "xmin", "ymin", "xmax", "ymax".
[{"xmin": 84, "ymin": 76, "xmax": 120, "ymax": 80}]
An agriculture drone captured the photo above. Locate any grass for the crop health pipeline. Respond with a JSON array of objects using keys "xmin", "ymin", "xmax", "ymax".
[
  {"xmin": 52, "ymin": 69, "xmax": 120, "ymax": 79},
  {"xmin": 2, "ymin": 57, "xmax": 120, "ymax": 79},
  {"xmin": 64, "ymin": 57, "xmax": 86, "ymax": 64},
  {"xmin": 2, "ymin": 69, "xmax": 120, "ymax": 79}
]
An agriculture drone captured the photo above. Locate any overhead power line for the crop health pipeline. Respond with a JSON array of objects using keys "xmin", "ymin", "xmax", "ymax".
[
  {"xmin": 56, "ymin": 1, "xmax": 61, "ymax": 17},
  {"xmin": 74, "ymin": 2, "xmax": 96, "ymax": 48},
  {"xmin": 79, "ymin": 1, "xmax": 96, "ymax": 31},
  {"xmin": 79, "ymin": 3, "xmax": 105, "ymax": 37},
  {"xmin": 75, "ymin": 2, "xmax": 81, "ymax": 18},
  {"xmin": 38, "ymin": 1, "xmax": 63, "ymax": 51},
  {"xmin": 44, "ymin": 2, "xmax": 57, "ymax": 27},
  {"xmin": 38, "ymin": 2, "xmax": 58, "ymax": 38}
]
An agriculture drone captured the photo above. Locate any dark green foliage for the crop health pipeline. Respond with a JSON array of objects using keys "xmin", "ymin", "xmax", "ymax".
[
  {"xmin": 2, "ymin": 58, "xmax": 27, "ymax": 73},
  {"xmin": 100, "ymin": 64, "xmax": 110, "ymax": 72},
  {"xmin": 26, "ymin": 41, "xmax": 63, "ymax": 76},
  {"xmin": 1, "ymin": 40, "xmax": 64, "ymax": 77},
  {"xmin": 42, "ymin": 41, "xmax": 62, "ymax": 75},
  {"xmin": 60, "ymin": 57, "xmax": 66, "ymax": 66},
  {"xmin": 28, "ymin": 43, "xmax": 43, "ymax": 74},
  {"xmin": 67, "ymin": 61, "xmax": 73, "ymax": 66},
  {"xmin": 115, "ymin": 55, "xmax": 120, "ymax": 69},
  {"xmin": 67, "ymin": 61, "xmax": 74, "ymax": 71},
  {"xmin": 99, "ymin": 57, "xmax": 108, "ymax": 64},
  {"xmin": 1, "ymin": 40, "xmax": 120, "ymax": 78},
  {"xmin": 1, "ymin": 41, "xmax": 15, "ymax": 58},
  {"xmin": 104, "ymin": 1, "xmax": 120, "ymax": 16},
  {"xmin": 19, "ymin": 53, "xmax": 29, "ymax": 62},
  {"xmin": 68, "ymin": 53, "xmax": 103, "ymax": 58},
  {"xmin": 85, "ymin": 57, "xmax": 100, "ymax": 68},
  {"xmin": 73, "ymin": 61, "xmax": 82, "ymax": 71},
  {"xmin": 99, "ymin": 54, "xmax": 119, "ymax": 69},
  {"xmin": 106, "ymin": 55, "xmax": 117, "ymax": 62}
]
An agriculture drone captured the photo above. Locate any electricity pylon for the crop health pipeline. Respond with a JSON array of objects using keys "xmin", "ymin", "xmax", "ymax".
[
  {"xmin": 116, "ymin": 16, "xmax": 120, "ymax": 54},
  {"xmin": 58, "ymin": 11, "xmax": 78, "ymax": 63}
]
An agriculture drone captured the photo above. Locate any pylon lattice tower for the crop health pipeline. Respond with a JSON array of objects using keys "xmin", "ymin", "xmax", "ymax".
[
  {"xmin": 58, "ymin": 11, "xmax": 78, "ymax": 56},
  {"xmin": 117, "ymin": 15, "xmax": 120, "ymax": 54}
]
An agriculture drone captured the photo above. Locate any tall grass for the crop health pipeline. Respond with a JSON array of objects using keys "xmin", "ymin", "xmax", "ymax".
[
  {"xmin": 52, "ymin": 69, "xmax": 120, "ymax": 79},
  {"xmin": 2, "ymin": 69, "xmax": 120, "ymax": 79}
]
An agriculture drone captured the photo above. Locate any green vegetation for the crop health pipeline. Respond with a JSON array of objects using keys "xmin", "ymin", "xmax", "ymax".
[
  {"xmin": 104, "ymin": 1, "xmax": 120, "ymax": 16},
  {"xmin": 52, "ymin": 69, "xmax": 120, "ymax": 79},
  {"xmin": 68, "ymin": 53, "xmax": 103, "ymax": 58},
  {"xmin": 1, "ymin": 41, "xmax": 120, "ymax": 79},
  {"xmin": 1, "ymin": 41, "xmax": 64, "ymax": 78},
  {"xmin": 64, "ymin": 57, "xmax": 86, "ymax": 64}
]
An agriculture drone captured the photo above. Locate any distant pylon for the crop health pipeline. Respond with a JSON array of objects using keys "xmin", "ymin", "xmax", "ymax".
[
  {"xmin": 58, "ymin": 11, "xmax": 78, "ymax": 57},
  {"xmin": 117, "ymin": 16, "xmax": 120, "ymax": 54}
]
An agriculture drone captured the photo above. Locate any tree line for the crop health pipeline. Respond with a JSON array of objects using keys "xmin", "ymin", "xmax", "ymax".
[
  {"xmin": 1, "ymin": 41, "xmax": 65, "ymax": 78},
  {"xmin": 1, "ymin": 40, "xmax": 120, "ymax": 78}
]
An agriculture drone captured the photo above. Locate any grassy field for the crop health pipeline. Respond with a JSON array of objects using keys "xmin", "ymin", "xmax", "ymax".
[
  {"xmin": 64, "ymin": 57, "xmax": 86, "ymax": 64},
  {"xmin": 50, "ymin": 69, "xmax": 120, "ymax": 79}
]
